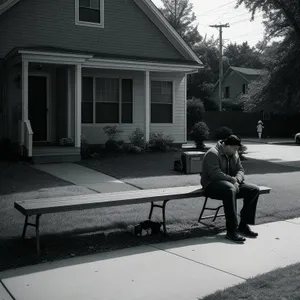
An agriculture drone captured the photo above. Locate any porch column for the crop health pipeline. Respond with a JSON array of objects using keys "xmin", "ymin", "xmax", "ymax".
[
  {"xmin": 21, "ymin": 59, "xmax": 29, "ymax": 147},
  {"xmin": 74, "ymin": 64, "xmax": 82, "ymax": 148},
  {"xmin": 67, "ymin": 67, "xmax": 72, "ymax": 138},
  {"xmin": 144, "ymin": 70, "xmax": 150, "ymax": 143}
]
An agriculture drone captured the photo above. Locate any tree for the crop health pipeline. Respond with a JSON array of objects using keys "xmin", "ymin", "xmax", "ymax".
[
  {"xmin": 223, "ymin": 42, "xmax": 264, "ymax": 69},
  {"xmin": 160, "ymin": 0, "xmax": 202, "ymax": 48},
  {"xmin": 236, "ymin": 0, "xmax": 300, "ymax": 113}
]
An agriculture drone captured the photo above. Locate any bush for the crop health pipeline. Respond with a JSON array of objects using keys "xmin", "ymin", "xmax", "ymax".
[
  {"xmin": 187, "ymin": 97, "xmax": 205, "ymax": 134},
  {"xmin": 105, "ymin": 139, "xmax": 123, "ymax": 152},
  {"xmin": 215, "ymin": 126, "xmax": 233, "ymax": 140},
  {"xmin": 189, "ymin": 122, "xmax": 210, "ymax": 149},
  {"xmin": 128, "ymin": 128, "xmax": 145, "ymax": 149},
  {"xmin": 81, "ymin": 135, "xmax": 91, "ymax": 158},
  {"xmin": 124, "ymin": 144, "xmax": 144, "ymax": 154},
  {"xmin": 103, "ymin": 126, "xmax": 123, "ymax": 140},
  {"xmin": 149, "ymin": 132, "xmax": 174, "ymax": 151}
]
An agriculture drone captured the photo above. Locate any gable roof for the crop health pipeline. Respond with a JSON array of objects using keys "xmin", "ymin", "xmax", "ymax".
[
  {"xmin": 230, "ymin": 66, "xmax": 265, "ymax": 76},
  {"xmin": 211, "ymin": 66, "xmax": 266, "ymax": 93},
  {"xmin": 0, "ymin": 0, "xmax": 203, "ymax": 67}
]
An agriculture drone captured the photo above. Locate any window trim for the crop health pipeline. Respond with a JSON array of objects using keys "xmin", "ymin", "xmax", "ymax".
[
  {"xmin": 75, "ymin": 0, "xmax": 105, "ymax": 28},
  {"xmin": 82, "ymin": 75, "xmax": 134, "ymax": 125},
  {"xmin": 150, "ymin": 79, "xmax": 175, "ymax": 125}
]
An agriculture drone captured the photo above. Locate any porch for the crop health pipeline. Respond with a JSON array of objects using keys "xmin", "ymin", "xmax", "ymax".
[{"xmin": 3, "ymin": 49, "xmax": 200, "ymax": 163}]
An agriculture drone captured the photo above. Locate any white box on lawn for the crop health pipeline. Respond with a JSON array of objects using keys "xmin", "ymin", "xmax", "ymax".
[{"xmin": 181, "ymin": 151, "xmax": 205, "ymax": 174}]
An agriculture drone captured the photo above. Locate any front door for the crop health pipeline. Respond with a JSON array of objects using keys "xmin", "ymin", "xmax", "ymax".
[{"xmin": 28, "ymin": 76, "xmax": 48, "ymax": 141}]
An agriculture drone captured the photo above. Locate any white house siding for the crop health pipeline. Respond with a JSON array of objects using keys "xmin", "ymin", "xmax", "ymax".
[
  {"xmin": 150, "ymin": 72, "xmax": 186, "ymax": 143},
  {"xmin": 80, "ymin": 69, "xmax": 187, "ymax": 144}
]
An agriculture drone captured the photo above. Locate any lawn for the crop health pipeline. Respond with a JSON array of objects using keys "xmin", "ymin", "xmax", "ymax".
[
  {"xmin": 1, "ymin": 151, "xmax": 300, "ymax": 272},
  {"xmin": 200, "ymin": 262, "xmax": 300, "ymax": 300}
]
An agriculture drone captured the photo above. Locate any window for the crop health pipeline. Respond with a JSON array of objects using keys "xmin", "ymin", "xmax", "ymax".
[
  {"xmin": 224, "ymin": 86, "xmax": 230, "ymax": 98},
  {"xmin": 151, "ymin": 81, "xmax": 173, "ymax": 123},
  {"xmin": 81, "ymin": 77, "xmax": 133, "ymax": 124},
  {"xmin": 242, "ymin": 83, "xmax": 247, "ymax": 94},
  {"xmin": 76, "ymin": 0, "xmax": 104, "ymax": 27}
]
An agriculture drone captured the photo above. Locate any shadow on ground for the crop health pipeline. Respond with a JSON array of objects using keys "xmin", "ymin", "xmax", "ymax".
[
  {"xmin": 0, "ymin": 161, "xmax": 73, "ymax": 196},
  {"xmin": 79, "ymin": 152, "xmax": 300, "ymax": 181},
  {"xmin": 0, "ymin": 223, "xmax": 224, "ymax": 272}
]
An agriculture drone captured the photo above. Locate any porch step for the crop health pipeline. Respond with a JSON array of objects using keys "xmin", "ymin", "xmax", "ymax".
[{"xmin": 32, "ymin": 147, "xmax": 81, "ymax": 164}]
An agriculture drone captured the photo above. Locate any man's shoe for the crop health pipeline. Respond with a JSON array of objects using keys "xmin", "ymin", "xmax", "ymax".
[
  {"xmin": 225, "ymin": 231, "xmax": 246, "ymax": 243},
  {"xmin": 238, "ymin": 224, "xmax": 258, "ymax": 238}
]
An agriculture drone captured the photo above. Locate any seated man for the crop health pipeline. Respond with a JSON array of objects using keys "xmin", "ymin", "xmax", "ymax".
[{"xmin": 201, "ymin": 135, "xmax": 260, "ymax": 243}]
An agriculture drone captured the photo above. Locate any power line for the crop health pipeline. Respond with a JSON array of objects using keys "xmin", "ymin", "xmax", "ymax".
[{"xmin": 196, "ymin": 1, "xmax": 236, "ymax": 17}]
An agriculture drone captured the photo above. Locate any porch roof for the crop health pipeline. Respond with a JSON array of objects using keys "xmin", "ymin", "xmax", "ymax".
[{"xmin": 6, "ymin": 46, "xmax": 203, "ymax": 73}]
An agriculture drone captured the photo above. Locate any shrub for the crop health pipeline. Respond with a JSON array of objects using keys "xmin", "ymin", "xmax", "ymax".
[
  {"xmin": 215, "ymin": 126, "xmax": 233, "ymax": 140},
  {"xmin": 81, "ymin": 135, "xmax": 91, "ymax": 158},
  {"xmin": 103, "ymin": 126, "xmax": 123, "ymax": 140},
  {"xmin": 128, "ymin": 128, "xmax": 145, "ymax": 149},
  {"xmin": 189, "ymin": 122, "xmax": 210, "ymax": 149},
  {"xmin": 105, "ymin": 139, "xmax": 122, "ymax": 152},
  {"xmin": 124, "ymin": 144, "xmax": 144, "ymax": 154},
  {"xmin": 187, "ymin": 97, "xmax": 205, "ymax": 134},
  {"xmin": 149, "ymin": 132, "xmax": 174, "ymax": 151}
]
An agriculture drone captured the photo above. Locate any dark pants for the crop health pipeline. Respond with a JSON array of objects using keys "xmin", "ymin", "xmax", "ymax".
[{"xmin": 205, "ymin": 181, "xmax": 260, "ymax": 232}]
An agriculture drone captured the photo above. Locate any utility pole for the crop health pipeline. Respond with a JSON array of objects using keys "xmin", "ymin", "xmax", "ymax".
[{"xmin": 210, "ymin": 23, "xmax": 230, "ymax": 112}]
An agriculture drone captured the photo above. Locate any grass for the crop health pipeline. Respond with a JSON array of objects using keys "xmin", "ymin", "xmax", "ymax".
[
  {"xmin": 1, "ymin": 152, "xmax": 300, "ymax": 271},
  {"xmin": 200, "ymin": 262, "xmax": 300, "ymax": 300}
]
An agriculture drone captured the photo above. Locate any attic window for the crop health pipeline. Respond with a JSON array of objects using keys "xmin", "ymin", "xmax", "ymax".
[{"xmin": 75, "ymin": 0, "xmax": 104, "ymax": 28}]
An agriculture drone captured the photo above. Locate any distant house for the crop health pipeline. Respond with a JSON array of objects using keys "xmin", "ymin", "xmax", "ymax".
[
  {"xmin": 0, "ymin": 0, "xmax": 203, "ymax": 162},
  {"xmin": 211, "ymin": 66, "xmax": 265, "ymax": 106}
]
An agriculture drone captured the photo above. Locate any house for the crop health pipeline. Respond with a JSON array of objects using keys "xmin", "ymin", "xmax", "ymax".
[
  {"xmin": 211, "ymin": 66, "xmax": 265, "ymax": 107},
  {"xmin": 0, "ymin": 0, "xmax": 203, "ymax": 162}
]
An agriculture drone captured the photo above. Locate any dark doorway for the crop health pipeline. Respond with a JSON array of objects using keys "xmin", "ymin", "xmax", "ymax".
[{"xmin": 28, "ymin": 76, "xmax": 48, "ymax": 141}]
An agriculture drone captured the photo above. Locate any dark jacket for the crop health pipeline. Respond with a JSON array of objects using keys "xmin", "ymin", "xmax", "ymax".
[{"xmin": 200, "ymin": 141, "xmax": 245, "ymax": 189}]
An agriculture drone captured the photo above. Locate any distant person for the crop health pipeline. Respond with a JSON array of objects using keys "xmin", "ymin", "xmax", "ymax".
[
  {"xmin": 257, "ymin": 120, "xmax": 264, "ymax": 139},
  {"xmin": 200, "ymin": 135, "xmax": 260, "ymax": 243}
]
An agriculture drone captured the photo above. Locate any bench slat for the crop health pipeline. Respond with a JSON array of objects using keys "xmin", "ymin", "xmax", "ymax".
[
  {"xmin": 14, "ymin": 185, "xmax": 271, "ymax": 216},
  {"xmin": 14, "ymin": 186, "xmax": 204, "ymax": 215}
]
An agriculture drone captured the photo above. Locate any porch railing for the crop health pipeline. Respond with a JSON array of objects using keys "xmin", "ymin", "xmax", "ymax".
[{"xmin": 24, "ymin": 120, "xmax": 33, "ymax": 157}]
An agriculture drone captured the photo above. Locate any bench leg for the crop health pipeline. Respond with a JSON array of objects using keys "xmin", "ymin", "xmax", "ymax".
[
  {"xmin": 148, "ymin": 202, "xmax": 154, "ymax": 220},
  {"xmin": 162, "ymin": 200, "xmax": 169, "ymax": 236},
  {"xmin": 36, "ymin": 214, "xmax": 41, "ymax": 256},
  {"xmin": 21, "ymin": 214, "xmax": 42, "ymax": 255},
  {"xmin": 198, "ymin": 197, "xmax": 208, "ymax": 222},
  {"xmin": 148, "ymin": 200, "xmax": 169, "ymax": 235},
  {"xmin": 198, "ymin": 197, "xmax": 225, "ymax": 223},
  {"xmin": 22, "ymin": 215, "xmax": 29, "ymax": 239}
]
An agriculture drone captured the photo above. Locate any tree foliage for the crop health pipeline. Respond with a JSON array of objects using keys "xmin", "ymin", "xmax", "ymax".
[
  {"xmin": 160, "ymin": 0, "xmax": 202, "ymax": 48},
  {"xmin": 236, "ymin": 0, "xmax": 300, "ymax": 113}
]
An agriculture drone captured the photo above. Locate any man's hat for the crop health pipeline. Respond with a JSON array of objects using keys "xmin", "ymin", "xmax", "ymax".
[{"xmin": 223, "ymin": 135, "xmax": 242, "ymax": 147}]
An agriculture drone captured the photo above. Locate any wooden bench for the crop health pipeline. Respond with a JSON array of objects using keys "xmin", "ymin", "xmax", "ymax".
[{"xmin": 14, "ymin": 185, "xmax": 271, "ymax": 255}]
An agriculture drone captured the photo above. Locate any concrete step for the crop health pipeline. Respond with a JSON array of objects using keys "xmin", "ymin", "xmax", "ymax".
[
  {"xmin": 32, "ymin": 154, "xmax": 81, "ymax": 164},
  {"xmin": 32, "ymin": 147, "xmax": 81, "ymax": 164}
]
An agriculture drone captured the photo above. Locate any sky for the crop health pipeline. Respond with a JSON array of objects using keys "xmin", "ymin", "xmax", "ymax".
[{"xmin": 151, "ymin": 0, "xmax": 266, "ymax": 48}]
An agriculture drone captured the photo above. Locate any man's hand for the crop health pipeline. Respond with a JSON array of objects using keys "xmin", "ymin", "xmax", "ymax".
[
  {"xmin": 233, "ymin": 182, "xmax": 240, "ymax": 193},
  {"xmin": 230, "ymin": 177, "xmax": 238, "ymax": 184}
]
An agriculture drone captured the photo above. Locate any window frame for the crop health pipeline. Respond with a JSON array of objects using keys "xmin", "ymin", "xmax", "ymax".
[
  {"xmin": 75, "ymin": 0, "xmax": 105, "ymax": 28},
  {"xmin": 81, "ymin": 75, "xmax": 134, "ymax": 125},
  {"xmin": 150, "ymin": 79, "xmax": 175, "ymax": 124},
  {"xmin": 224, "ymin": 86, "xmax": 230, "ymax": 99}
]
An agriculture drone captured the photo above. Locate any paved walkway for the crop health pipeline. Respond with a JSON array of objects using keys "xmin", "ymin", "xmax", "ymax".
[
  {"xmin": 1, "ymin": 217, "xmax": 300, "ymax": 300},
  {"xmin": 33, "ymin": 163, "xmax": 139, "ymax": 193}
]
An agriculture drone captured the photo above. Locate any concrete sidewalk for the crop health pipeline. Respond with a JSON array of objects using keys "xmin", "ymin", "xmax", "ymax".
[
  {"xmin": 33, "ymin": 163, "xmax": 139, "ymax": 193},
  {"xmin": 1, "ymin": 218, "xmax": 300, "ymax": 300}
]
